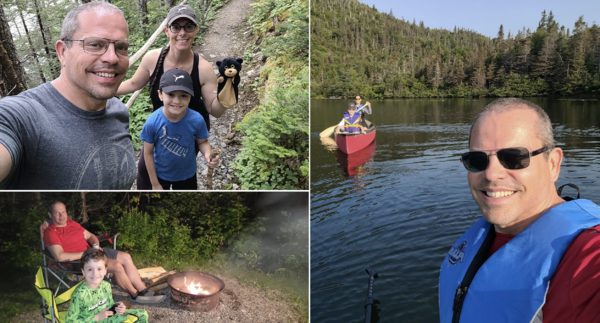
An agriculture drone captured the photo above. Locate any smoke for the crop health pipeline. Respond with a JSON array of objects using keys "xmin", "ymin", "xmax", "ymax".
[{"xmin": 222, "ymin": 192, "xmax": 309, "ymax": 278}]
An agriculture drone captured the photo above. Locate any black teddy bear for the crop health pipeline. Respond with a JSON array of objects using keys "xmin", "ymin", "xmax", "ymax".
[{"xmin": 216, "ymin": 58, "xmax": 243, "ymax": 108}]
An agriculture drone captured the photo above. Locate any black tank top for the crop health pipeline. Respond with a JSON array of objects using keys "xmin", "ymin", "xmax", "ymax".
[{"xmin": 148, "ymin": 46, "xmax": 210, "ymax": 130}]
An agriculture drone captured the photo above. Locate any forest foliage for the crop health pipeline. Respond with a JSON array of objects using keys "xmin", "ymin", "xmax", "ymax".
[
  {"xmin": 311, "ymin": 0, "xmax": 600, "ymax": 98},
  {"xmin": 0, "ymin": 192, "xmax": 307, "ymax": 275},
  {"xmin": 233, "ymin": 0, "xmax": 309, "ymax": 190}
]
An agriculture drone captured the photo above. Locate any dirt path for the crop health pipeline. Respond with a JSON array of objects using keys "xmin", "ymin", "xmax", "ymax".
[{"xmin": 192, "ymin": 0, "xmax": 260, "ymax": 190}]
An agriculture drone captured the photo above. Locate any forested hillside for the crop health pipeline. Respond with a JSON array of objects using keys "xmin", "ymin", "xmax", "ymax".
[{"xmin": 311, "ymin": 0, "xmax": 600, "ymax": 98}]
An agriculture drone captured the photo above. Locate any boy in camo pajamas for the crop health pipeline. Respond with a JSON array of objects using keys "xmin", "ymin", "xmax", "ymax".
[{"xmin": 66, "ymin": 249, "xmax": 149, "ymax": 323}]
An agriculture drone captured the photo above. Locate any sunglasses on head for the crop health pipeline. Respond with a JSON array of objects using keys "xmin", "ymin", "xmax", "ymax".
[{"xmin": 460, "ymin": 146, "xmax": 554, "ymax": 172}]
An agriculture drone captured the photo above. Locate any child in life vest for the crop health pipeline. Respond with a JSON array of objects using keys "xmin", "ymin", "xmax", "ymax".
[
  {"xmin": 65, "ymin": 249, "xmax": 149, "ymax": 322},
  {"xmin": 140, "ymin": 68, "xmax": 219, "ymax": 190},
  {"xmin": 336, "ymin": 103, "xmax": 366, "ymax": 134}
]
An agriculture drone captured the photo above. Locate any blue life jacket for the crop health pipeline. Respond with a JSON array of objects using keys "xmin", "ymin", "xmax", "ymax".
[
  {"xmin": 439, "ymin": 199, "xmax": 600, "ymax": 323},
  {"xmin": 343, "ymin": 112, "xmax": 361, "ymax": 133}
]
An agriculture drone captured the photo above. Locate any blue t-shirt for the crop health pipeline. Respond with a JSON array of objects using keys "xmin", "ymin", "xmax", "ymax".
[{"xmin": 140, "ymin": 108, "xmax": 209, "ymax": 182}]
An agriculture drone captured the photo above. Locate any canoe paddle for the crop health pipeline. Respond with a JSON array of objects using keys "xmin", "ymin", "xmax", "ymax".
[
  {"xmin": 319, "ymin": 125, "xmax": 337, "ymax": 137},
  {"xmin": 364, "ymin": 266, "xmax": 378, "ymax": 323}
]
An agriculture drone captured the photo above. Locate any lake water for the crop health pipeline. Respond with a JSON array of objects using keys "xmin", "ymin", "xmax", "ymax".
[{"xmin": 310, "ymin": 98, "xmax": 600, "ymax": 322}]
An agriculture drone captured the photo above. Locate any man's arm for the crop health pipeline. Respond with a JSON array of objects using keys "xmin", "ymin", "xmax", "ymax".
[
  {"xmin": 83, "ymin": 229, "xmax": 100, "ymax": 248},
  {"xmin": 47, "ymin": 244, "xmax": 84, "ymax": 262},
  {"xmin": 0, "ymin": 143, "xmax": 12, "ymax": 182},
  {"xmin": 198, "ymin": 60, "xmax": 226, "ymax": 118}
]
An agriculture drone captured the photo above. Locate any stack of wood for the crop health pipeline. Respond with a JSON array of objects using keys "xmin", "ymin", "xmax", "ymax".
[{"xmin": 138, "ymin": 266, "xmax": 176, "ymax": 295}]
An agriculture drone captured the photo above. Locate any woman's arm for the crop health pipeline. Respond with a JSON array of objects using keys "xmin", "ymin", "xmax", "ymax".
[
  {"xmin": 197, "ymin": 60, "xmax": 226, "ymax": 118},
  {"xmin": 116, "ymin": 50, "xmax": 160, "ymax": 96},
  {"xmin": 143, "ymin": 142, "xmax": 163, "ymax": 190}
]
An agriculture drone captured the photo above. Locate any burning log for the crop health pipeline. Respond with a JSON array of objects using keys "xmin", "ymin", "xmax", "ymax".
[{"xmin": 207, "ymin": 148, "xmax": 222, "ymax": 190}]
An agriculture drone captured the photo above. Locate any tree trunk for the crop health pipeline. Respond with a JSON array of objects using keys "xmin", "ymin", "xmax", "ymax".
[
  {"xmin": 80, "ymin": 192, "xmax": 88, "ymax": 224},
  {"xmin": 33, "ymin": 0, "xmax": 58, "ymax": 78},
  {"xmin": 20, "ymin": 11, "xmax": 46, "ymax": 83},
  {"xmin": 139, "ymin": 0, "xmax": 149, "ymax": 29},
  {"xmin": 165, "ymin": 0, "xmax": 174, "ymax": 8},
  {"xmin": 0, "ymin": 2, "xmax": 27, "ymax": 96}
]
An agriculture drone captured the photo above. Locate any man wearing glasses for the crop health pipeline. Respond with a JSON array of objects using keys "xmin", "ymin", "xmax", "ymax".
[
  {"xmin": 0, "ymin": 2, "xmax": 135, "ymax": 189},
  {"xmin": 439, "ymin": 98, "xmax": 600, "ymax": 323}
]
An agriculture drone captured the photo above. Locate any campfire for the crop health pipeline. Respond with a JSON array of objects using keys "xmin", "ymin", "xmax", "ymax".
[
  {"xmin": 183, "ymin": 277, "xmax": 212, "ymax": 295},
  {"xmin": 167, "ymin": 271, "xmax": 225, "ymax": 312}
]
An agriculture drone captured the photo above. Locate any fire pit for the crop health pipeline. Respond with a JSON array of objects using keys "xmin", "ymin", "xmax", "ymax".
[{"xmin": 167, "ymin": 271, "xmax": 225, "ymax": 312}]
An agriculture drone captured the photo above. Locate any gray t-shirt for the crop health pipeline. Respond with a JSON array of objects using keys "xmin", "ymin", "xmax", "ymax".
[{"xmin": 0, "ymin": 82, "xmax": 135, "ymax": 189}]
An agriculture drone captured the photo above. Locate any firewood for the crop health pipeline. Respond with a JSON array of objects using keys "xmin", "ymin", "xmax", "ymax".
[
  {"xmin": 149, "ymin": 283, "xmax": 169, "ymax": 292},
  {"xmin": 137, "ymin": 266, "xmax": 166, "ymax": 274},
  {"xmin": 149, "ymin": 271, "xmax": 176, "ymax": 284}
]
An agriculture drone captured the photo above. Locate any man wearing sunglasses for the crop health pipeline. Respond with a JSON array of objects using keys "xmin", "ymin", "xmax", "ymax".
[
  {"xmin": 439, "ymin": 98, "xmax": 600, "ymax": 323},
  {"xmin": 0, "ymin": 2, "xmax": 135, "ymax": 189}
]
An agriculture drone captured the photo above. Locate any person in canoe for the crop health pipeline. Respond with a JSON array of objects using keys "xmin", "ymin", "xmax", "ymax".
[
  {"xmin": 336, "ymin": 103, "xmax": 366, "ymax": 134},
  {"xmin": 354, "ymin": 95, "xmax": 372, "ymax": 128}
]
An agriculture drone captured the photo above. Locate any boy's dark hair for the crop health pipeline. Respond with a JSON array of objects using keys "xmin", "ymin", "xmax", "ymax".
[{"xmin": 81, "ymin": 248, "xmax": 108, "ymax": 269}]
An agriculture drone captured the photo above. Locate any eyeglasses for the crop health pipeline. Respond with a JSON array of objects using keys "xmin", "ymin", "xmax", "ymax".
[
  {"xmin": 460, "ymin": 146, "xmax": 554, "ymax": 172},
  {"xmin": 62, "ymin": 37, "xmax": 132, "ymax": 57},
  {"xmin": 355, "ymin": 98, "xmax": 361, "ymax": 100},
  {"xmin": 169, "ymin": 24, "xmax": 197, "ymax": 33}
]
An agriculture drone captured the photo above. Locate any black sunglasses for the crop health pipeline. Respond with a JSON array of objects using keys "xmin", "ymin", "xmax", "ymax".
[{"xmin": 460, "ymin": 146, "xmax": 554, "ymax": 172}]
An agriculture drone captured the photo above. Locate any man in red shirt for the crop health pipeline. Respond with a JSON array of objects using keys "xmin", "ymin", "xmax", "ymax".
[
  {"xmin": 43, "ymin": 201, "xmax": 159, "ymax": 301},
  {"xmin": 439, "ymin": 98, "xmax": 600, "ymax": 323}
]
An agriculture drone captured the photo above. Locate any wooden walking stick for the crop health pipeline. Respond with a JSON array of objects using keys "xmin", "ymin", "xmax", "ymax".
[{"xmin": 207, "ymin": 148, "xmax": 222, "ymax": 190}]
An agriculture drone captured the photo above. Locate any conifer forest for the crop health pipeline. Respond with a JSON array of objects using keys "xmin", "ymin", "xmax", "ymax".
[{"xmin": 311, "ymin": 0, "xmax": 600, "ymax": 98}]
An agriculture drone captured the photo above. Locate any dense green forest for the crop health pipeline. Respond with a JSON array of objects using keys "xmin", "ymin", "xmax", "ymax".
[
  {"xmin": 311, "ymin": 0, "xmax": 600, "ymax": 98},
  {"xmin": 0, "ymin": 192, "xmax": 308, "ymax": 321}
]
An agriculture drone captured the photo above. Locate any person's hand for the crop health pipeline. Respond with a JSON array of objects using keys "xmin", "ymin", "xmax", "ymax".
[
  {"xmin": 115, "ymin": 302, "xmax": 126, "ymax": 315},
  {"xmin": 40, "ymin": 221, "xmax": 49, "ymax": 233},
  {"xmin": 152, "ymin": 183, "xmax": 164, "ymax": 190},
  {"xmin": 365, "ymin": 101, "xmax": 371, "ymax": 107},
  {"xmin": 206, "ymin": 153, "xmax": 220, "ymax": 169},
  {"xmin": 95, "ymin": 307, "xmax": 114, "ymax": 321},
  {"xmin": 361, "ymin": 129, "xmax": 366, "ymax": 134}
]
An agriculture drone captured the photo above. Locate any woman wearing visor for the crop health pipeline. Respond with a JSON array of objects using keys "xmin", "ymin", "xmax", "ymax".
[{"xmin": 117, "ymin": 4, "xmax": 224, "ymax": 189}]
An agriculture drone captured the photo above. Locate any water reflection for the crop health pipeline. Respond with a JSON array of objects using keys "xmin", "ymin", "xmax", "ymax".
[{"xmin": 335, "ymin": 141, "xmax": 376, "ymax": 193}]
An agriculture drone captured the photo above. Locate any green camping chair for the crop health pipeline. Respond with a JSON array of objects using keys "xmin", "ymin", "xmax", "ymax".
[
  {"xmin": 35, "ymin": 266, "xmax": 83, "ymax": 323},
  {"xmin": 35, "ymin": 267, "xmax": 141, "ymax": 323}
]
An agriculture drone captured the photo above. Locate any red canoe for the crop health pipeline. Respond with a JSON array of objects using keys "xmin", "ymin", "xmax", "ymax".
[{"xmin": 335, "ymin": 123, "xmax": 376, "ymax": 154}]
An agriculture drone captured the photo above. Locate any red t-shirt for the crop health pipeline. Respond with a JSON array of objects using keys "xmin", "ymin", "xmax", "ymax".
[
  {"xmin": 487, "ymin": 225, "xmax": 600, "ymax": 323},
  {"xmin": 43, "ymin": 220, "xmax": 89, "ymax": 253}
]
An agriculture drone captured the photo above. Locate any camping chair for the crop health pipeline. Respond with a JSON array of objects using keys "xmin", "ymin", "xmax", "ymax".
[
  {"xmin": 39, "ymin": 217, "xmax": 119, "ymax": 296},
  {"xmin": 35, "ymin": 266, "xmax": 141, "ymax": 323}
]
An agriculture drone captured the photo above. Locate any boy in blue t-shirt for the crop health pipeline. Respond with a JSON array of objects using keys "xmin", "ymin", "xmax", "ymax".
[{"xmin": 140, "ymin": 69, "xmax": 219, "ymax": 190}]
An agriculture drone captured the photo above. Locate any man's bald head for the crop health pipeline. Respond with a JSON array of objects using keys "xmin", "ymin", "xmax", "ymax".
[{"xmin": 468, "ymin": 98, "xmax": 554, "ymax": 158}]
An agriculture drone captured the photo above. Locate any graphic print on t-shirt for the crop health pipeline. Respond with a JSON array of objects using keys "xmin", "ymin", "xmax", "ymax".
[
  {"xmin": 70, "ymin": 140, "xmax": 136, "ymax": 190},
  {"xmin": 159, "ymin": 126, "xmax": 190, "ymax": 158}
]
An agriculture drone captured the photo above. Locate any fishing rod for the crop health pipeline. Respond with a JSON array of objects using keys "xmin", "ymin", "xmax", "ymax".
[{"xmin": 364, "ymin": 266, "xmax": 378, "ymax": 323}]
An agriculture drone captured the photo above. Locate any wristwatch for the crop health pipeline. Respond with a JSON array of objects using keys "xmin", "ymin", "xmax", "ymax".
[{"xmin": 92, "ymin": 244, "xmax": 99, "ymax": 249}]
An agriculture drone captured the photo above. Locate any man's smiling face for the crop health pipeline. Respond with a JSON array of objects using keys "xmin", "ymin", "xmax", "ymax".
[
  {"xmin": 60, "ymin": 9, "xmax": 129, "ymax": 100},
  {"xmin": 467, "ymin": 108, "xmax": 562, "ymax": 234}
]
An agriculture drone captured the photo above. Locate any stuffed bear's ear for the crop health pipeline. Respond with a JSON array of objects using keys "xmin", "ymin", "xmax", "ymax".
[
  {"xmin": 236, "ymin": 58, "xmax": 243, "ymax": 64},
  {"xmin": 216, "ymin": 61, "xmax": 222, "ymax": 67}
]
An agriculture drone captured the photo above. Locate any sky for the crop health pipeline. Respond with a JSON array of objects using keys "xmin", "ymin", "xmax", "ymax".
[{"xmin": 358, "ymin": 0, "xmax": 600, "ymax": 38}]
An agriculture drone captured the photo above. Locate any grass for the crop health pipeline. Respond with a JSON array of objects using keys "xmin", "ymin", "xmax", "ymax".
[{"xmin": 0, "ymin": 262, "xmax": 45, "ymax": 323}]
